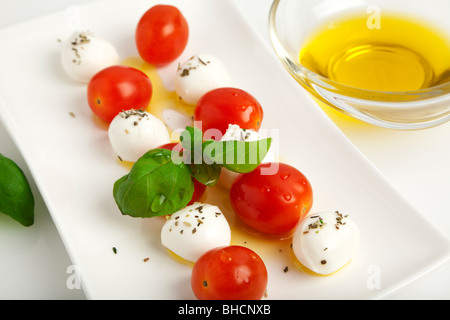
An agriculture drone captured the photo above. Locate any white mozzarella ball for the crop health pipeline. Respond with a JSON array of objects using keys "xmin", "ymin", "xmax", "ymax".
[
  {"xmin": 161, "ymin": 203, "xmax": 232, "ymax": 263},
  {"xmin": 108, "ymin": 109, "xmax": 170, "ymax": 162},
  {"xmin": 292, "ymin": 211, "xmax": 360, "ymax": 275},
  {"xmin": 60, "ymin": 31, "xmax": 119, "ymax": 83},
  {"xmin": 174, "ymin": 54, "xmax": 231, "ymax": 104},
  {"xmin": 219, "ymin": 124, "xmax": 274, "ymax": 189}
]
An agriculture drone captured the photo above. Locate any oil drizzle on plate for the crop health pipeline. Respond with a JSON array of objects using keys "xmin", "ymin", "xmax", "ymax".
[{"xmin": 121, "ymin": 56, "xmax": 195, "ymax": 139}]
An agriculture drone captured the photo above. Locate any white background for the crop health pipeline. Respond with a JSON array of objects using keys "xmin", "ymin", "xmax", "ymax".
[{"xmin": 0, "ymin": 0, "xmax": 449, "ymax": 299}]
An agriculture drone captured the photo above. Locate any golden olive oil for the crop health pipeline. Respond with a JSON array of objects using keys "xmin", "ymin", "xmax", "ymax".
[{"xmin": 299, "ymin": 12, "xmax": 450, "ymax": 92}]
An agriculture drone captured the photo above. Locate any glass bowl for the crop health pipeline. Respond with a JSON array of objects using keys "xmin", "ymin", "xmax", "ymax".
[{"xmin": 268, "ymin": 0, "xmax": 450, "ymax": 129}]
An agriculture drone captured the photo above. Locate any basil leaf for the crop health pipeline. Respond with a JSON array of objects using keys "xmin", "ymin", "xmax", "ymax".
[
  {"xmin": 113, "ymin": 149, "xmax": 194, "ymax": 218},
  {"xmin": 179, "ymin": 126, "xmax": 221, "ymax": 186},
  {"xmin": 203, "ymin": 138, "xmax": 272, "ymax": 173},
  {"xmin": 179, "ymin": 126, "xmax": 203, "ymax": 165},
  {"xmin": 187, "ymin": 162, "xmax": 222, "ymax": 187},
  {"xmin": 0, "ymin": 153, "xmax": 34, "ymax": 226}
]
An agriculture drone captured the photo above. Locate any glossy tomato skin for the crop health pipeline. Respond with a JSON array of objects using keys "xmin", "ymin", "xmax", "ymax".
[
  {"xmin": 87, "ymin": 65, "xmax": 152, "ymax": 123},
  {"xmin": 194, "ymin": 87, "xmax": 264, "ymax": 137},
  {"xmin": 158, "ymin": 143, "xmax": 206, "ymax": 205},
  {"xmin": 135, "ymin": 5, "xmax": 189, "ymax": 65},
  {"xmin": 191, "ymin": 246, "xmax": 268, "ymax": 300},
  {"xmin": 230, "ymin": 162, "xmax": 313, "ymax": 236}
]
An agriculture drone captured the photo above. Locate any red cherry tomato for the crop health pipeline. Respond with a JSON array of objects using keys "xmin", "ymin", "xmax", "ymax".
[
  {"xmin": 191, "ymin": 246, "xmax": 268, "ymax": 300},
  {"xmin": 135, "ymin": 5, "xmax": 189, "ymax": 65},
  {"xmin": 87, "ymin": 65, "xmax": 152, "ymax": 123},
  {"xmin": 194, "ymin": 87, "xmax": 264, "ymax": 137},
  {"xmin": 230, "ymin": 162, "xmax": 313, "ymax": 236},
  {"xmin": 158, "ymin": 143, "xmax": 206, "ymax": 205}
]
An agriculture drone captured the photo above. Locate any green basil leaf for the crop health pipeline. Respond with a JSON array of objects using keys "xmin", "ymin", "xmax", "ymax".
[
  {"xmin": 187, "ymin": 162, "xmax": 222, "ymax": 187},
  {"xmin": 113, "ymin": 149, "xmax": 194, "ymax": 218},
  {"xmin": 0, "ymin": 153, "xmax": 34, "ymax": 226},
  {"xmin": 179, "ymin": 126, "xmax": 221, "ymax": 186},
  {"xmin": 179, "ymin": 126, "xmax": 203, "ymax": 165},
  {"xmin": 203, "ymin": 138, "xmax": 272, "ymax": 173}
]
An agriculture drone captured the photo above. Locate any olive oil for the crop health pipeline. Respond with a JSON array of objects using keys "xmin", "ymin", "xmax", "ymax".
[
  {"xmin": 299, "ymin": 12, "xmax": 450, "ymax": 92},
  {"xmin": 120, "ymin": 56, "xmax": 195, "ymax": 138}
]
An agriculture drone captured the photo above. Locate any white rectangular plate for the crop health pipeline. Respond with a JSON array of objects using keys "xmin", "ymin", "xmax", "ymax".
[{"xmin": 1, "ymin": 0, "xmax": 449, "ymax": 299}]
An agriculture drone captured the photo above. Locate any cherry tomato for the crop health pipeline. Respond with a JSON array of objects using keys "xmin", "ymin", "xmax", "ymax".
[
  {"xmin": 87, "ymin": 65, "xmax": 152, "ymax": 123},
  {"xmin": 194, "ymin": 87, "xmax": 264, "ymax": 137},
  {"xmin": 135, "ymin": 5, "xmax": 189, "ymax": 65},
  {"xmin": 191, "ymin": 246, "xmax": 268, "ymax": 300},
  {"xmin": 158, "ymin": 143, "xmax": 206, "ymax": 205},
  {"xmin": 230, "ymin": 162, "xmax": 313, "ymax": 236}
]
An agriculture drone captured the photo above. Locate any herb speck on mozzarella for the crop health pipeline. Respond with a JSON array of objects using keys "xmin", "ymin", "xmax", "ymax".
[
  {"xmin": 175, "ymin": 54, "xmax": 231, "ymax": 104},
  {"xmin": 161, "ymin": 202, "xmax": 231, "ymax": 263},
  {"xmin": 60, "ymin": 31, "xmax": 119, "ymax": 83},
  {"xmin": 108, "ymin": 109, "xmax": 170, "ymax": 162},
  {"xmin": 292, "ymin": 211, "xmax": 360, "ymax": 275}
]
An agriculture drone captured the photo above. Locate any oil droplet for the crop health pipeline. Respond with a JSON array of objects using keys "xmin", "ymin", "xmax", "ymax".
[
  {"xmin": 116, "ymin": 156, "xmax": 134, "ymax": 170},
  {"xmin": 291, "ymin": 250, "xmax": 350, "ymax": 277},
  {"xmin": 248, "ymin": 252, "xmax": 258, "ymax": 260},
  {"xmin": 283, "ymin": 192, "xmax": 292, "ymax": 202},
  {"xmin": 151, "ymin": 194, "xmax": 166, "ymax": 212},
  {"xmin": 220, "ymin": 250, "xmax": 233, "ymax": 263},
  {"xmin": 280, "ymin": 172, "xmax": 290, "ymax": 180},
  {"xmin": 120, "ymin": 56, "xmax": 195, "ymax": 139},
  {"xmin": 260, "ymin": 185, "xmax": 271, "ymax": 194},
  {"xmin": 166, "ymin": 249, "xmax": 194, "ymax": 268}
]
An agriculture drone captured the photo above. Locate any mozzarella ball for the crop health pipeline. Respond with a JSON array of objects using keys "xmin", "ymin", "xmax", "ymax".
[
  {"xmin": 60, "ymin": 31, "xmax": 119, "ymax": 83},
  {"xmin": 161, "ymin": 202, "xmax": 232, "ymax": 263},
  {"xmin": 292, "ymin": 211, "xmax": 360, "ymax": 275},
  {"xmin": 108, "ymin": 109, "xmax": 170, "ymax": 162},
  {"xmin": 219, "ymin": 124, "xmax": 274, "ymax": 189},
  {"xmin": 174, "ymin": 54, "xmax": 231, "ymax": 104}
]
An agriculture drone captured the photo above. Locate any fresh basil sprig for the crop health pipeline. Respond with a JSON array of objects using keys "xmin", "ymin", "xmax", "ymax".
[
  {"xmin": 113, "ymin": 126, "xmax": 272, "ymax": 218},
  {"xmin": 0, "ymin": 153, "xmax": 34, "ymax": 226},
  {"xmin": 179, "ymin": 126, "xmax": 272, "ymax": 185}
]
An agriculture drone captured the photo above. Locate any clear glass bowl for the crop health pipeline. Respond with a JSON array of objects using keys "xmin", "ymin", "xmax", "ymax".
[{"xmin": 268, "ymin": 0, "xmax": 450, "ymax": 129}]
